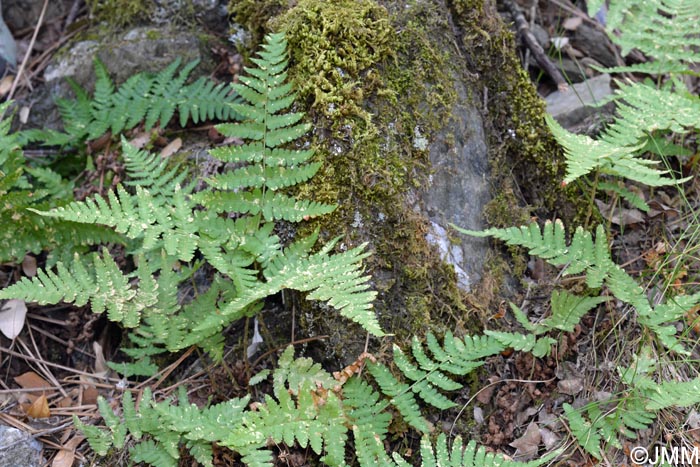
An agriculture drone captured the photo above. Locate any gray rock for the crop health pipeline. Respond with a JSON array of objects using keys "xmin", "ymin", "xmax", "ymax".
[
  {"xmin": 2, "ymin": 0, "xmax": 68, "ymax": 32},
  {"xmin": 24, "ymin": 26, "xmax": 205, "ymax": 133},
  {"xmin": 96, "ymin": 27, "xmax": 202, "ymax": 85},
  {"xmin": 545, "ymin": 73, "xmax": 613, "ymax": 129},
  {"xmin": 0, "ymin": 1, "xmax": 16, "ymax": 75},
  {"xmin": 423, "ymin": 82, "xmax": 490, "ymax": 291},
  {"xmin": 44, "ymin": 26, "xmax": 202, "ymax": 88},
  {"xmin": 0, "ymin": 425, "xmax": 43, "ymax": 467}
]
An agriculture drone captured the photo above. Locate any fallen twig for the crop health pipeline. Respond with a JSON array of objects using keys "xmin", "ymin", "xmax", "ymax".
[{"xmin": 503, "ymin": 0, "xmax": 569, "ymax": 91}]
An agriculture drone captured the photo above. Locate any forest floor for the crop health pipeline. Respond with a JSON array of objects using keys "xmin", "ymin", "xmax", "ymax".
[{"xmin": 1, "ymin": 1, "xmax": 699, "ymax": 466}]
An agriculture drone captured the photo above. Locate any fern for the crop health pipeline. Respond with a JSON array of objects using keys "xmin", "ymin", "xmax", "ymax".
[
  {"xmin": 455, "ymin": 220, "xmax": 692, "ymax": 354},
  {"xmin": 563, "ymin": 347, "xmax": 700, "ymax": 458},
  {"xmin": 0, "ymin": 101, "xmax": 117, "ymax": 263},
  {"xmin": 546, "ymin": 82, "xmax": 699, "ymax": 186},
  {"xmin": 392, "ymin": 434, "xmax": 553, "ymax": 467},
  {"xmin": 22, "ymin": 58, "xmax": 239, "ymax": 147},
  {"xmin": 597, "ymin": 0, "xmax": 700, "ymax": 74},
  {"xmin": 78, "ymin": 344, "xmax": 551, "ymax": 467},
  {"xmin": 0, "ymin": 249, "xmax": 158, "ymax": 328},
  {"xmin": 198, "ymin": 32, "xmax": 335, "ymax": 223},
  {"xmin": 366, "ymin": 332, "xmax": 505, "ymax": 432}
]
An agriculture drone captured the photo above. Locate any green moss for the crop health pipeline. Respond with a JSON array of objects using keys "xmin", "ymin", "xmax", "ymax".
[
  {"xmin": 86, "ymin": 0, "xmax": 153, "ymax": 28},
  {"xmin": 229, "ymin": 0, "xmax": 288, "ymax": 45},
  {"xmin": 228, "ymin": 0, "xmax": 577, "ymax": 353},
  {"xmin": 245, "ymin": 0, "xmax": 470, "ymax": 344}
]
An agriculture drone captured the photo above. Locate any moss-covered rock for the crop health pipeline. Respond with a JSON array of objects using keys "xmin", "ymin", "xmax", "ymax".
[{"xmin": 229, "ymin": 0, "xmax": 571, "ymax": 365}]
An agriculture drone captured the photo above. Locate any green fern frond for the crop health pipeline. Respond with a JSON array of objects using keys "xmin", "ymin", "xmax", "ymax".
[
  {"xmin": 190, "ymin": 240, "xmax": 380, "ymax": 340},
  {"xmin": 273, "ymin": 346, "xmax": 337, "ymax": 396},
  {"xmin": 546, "ymin": 114, "xmax": 683, "ymax": 187},
  {"xmin": 0, "ymin": 249, "xmax": 157, "ymax": 327},
  {"xmin": 544, "ymin": 291, "xmax": 608, "ymax": 333},
  {"xmin": 344, "ymin": 377, "xmax": 392, "ymax": 464},
  {"xmin": 367, "ymin": 361, "xmax": 429, "ymax": 432},
  {"xmin": 457, "ymin": 220, "xmax": 689, "ymax": 353},
  {"xmin": 28, "ymin": 58, "xmax": 239, "ymax": 147},
  {"xmin": 563, "ymin": 403, "xmax": 602, "ymax": 457},
  {"xmin": 31, "ymin": 140, "xmax": 199, "ymax": 261},
  {"xmin": 604, "ymin": 0, "xmax": 700, "ymax": 74},
  {"xmin": 596, "ymin": 181, "xmax": 650, "ymax": 212},
  {"xmin": 130, "ymin": 440, "xmax": 177, "ymax": 467},
  {"xmin": 203, "ymin": 32, "xmax": 335, "ymax": 224},
  {"xmin": 121, "ymin": 138, "xmax": 188, "ymax": 194},
  {"xmin": 393, "ymin": 434, "xmax": 551, "ymax": 467}
]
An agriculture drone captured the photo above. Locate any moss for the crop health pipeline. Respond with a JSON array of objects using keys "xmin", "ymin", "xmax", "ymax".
[
  {"xmin": 228, "ymin": 0, "xmax": 578, "ymax": 359},
  {"xmin": 241, "ymin": 0, "xmax": 472, "ymax": 348},
  {"xmin": 86, "ymin": 0, "xmax": 153, "ymax": 28},
  {"xmin": 229, "ymin": 0, "xmax": 288, "ymax": 45},
  {"xmin": 448, "ymin": 0, "xmax": 576, "ymax": 224}
]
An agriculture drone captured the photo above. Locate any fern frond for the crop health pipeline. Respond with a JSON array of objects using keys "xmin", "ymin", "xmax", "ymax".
[
  {"xmin": 368, "ymin": 361, "xmax": 428, "ymax": 432},
  {"xmin": 563, "ymin": 403, "xmax": 602, "ymax": 457},
  {"xmin": 203, "ymin": 32, "xmax": 336, "ymax": 224},
  {"xmin": 34, "ymin": 58, "xmax": 239, "ymax": 147},
  {"xmin": 605, "ymin": 0, "xmax": 700, "ymax": 74},
  {"xmin": 0, "ymin": 250, "xmax": 157, "ymax": 327},
  {"xmin": 33, "ymin": 140, "xmax": 199, "ymax": 262},
  {"xmin": 344, "ymin": 377, "xmax": 392, "ymax": 464},
  {"xmin": 546, "ymin": 114, "xmax": 683, "ymax": 187},
  {"xmin": 190, "ymin": 241, "xmax": 380, "ymax": 341},
  {"xmin": 458, "ymin": 220, "xmax": 690, "ymax": 354},
  {"xmin": 596, "ymin": 181, "xmax": 650, "ymax": 212},
  {"xmin": 121, "ymin": 138, "xmax": 188, "ymax": 194},
  {"xmin": 130, "ymin": 439, "xmax": 177, "ymax": 467},
  {"xmin": 544, "ymin": 291, "xmax": 608, "ymax": 333},
  {"xmin": 393, "ymin": 434, "xmax": 551, "ymax": 467},
  {"xmin": 273, "ymin": 346, "xmax": 337, "ymax": 397}
]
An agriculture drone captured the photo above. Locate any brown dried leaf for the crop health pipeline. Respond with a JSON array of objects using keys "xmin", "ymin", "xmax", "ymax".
[
  {"xmin": 509, "ymin": 422, "xmax": 541, "ymax": 460},
  {"xmin": 19, "ymin": 106, "xmax": 30, "ymax": 124},
  {"xmin": 539, "ymin": 426, "xmax": 561, "ymax": 450},
  {"xmin": 14, "ymin": 371, "xmax": 52, "ymax": 391},
  {"xmin": 82, "ymin": 386, "xmax": 99, "ymax": 406},
  {"xmin": 476, "ymin": 376, "xmax": 500, "ymax": 404},
  {"xmin": 562, "ymin": 16, "xmax": 583, "ymax": 30},
  {"xmin": 93, "ymin": 341, "xmax": 108, "ymax": 375},
  {"xmin": 128, "ymin": 132, "xmax": 151, "ymax": 149},
  {"xmin": 160, "ymin": 137, "xmax": 182, "ymax": 159},
  {"xmin": 557, "ymin": 377, "xmax": 584, "ymax": 395},
  {"xmin": 595, "ymin": 199, "xmax": 645, "ymax": 226},
  {"xmin": 52, "ymin": 435, "xmax": 85, "ymax": 467},
  {"xmin": 25, "ymin": 394, "xmax": 50, "ymax": 418},
  {"xmin": 0, "ymin": 75, "xmax": 13, "ymax": 96}
]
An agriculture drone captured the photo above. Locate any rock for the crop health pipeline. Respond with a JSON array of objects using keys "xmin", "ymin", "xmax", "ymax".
[
  {"xmin": 23, "ymin": 26, "xmax": 206, "ymax": 134},
  {"xmin": 424, "ymin": 83, "xmax": 490, "ymax": 291},
  {"xmin": 2, "ymin": 0, "xmax": 68, "ymax": 32},
  {"xmin": 545, "ymin": 73, "xmax": 613, "ymax": 129},
  {"xmin": 0, "ymin": 3, "xmax": 16, "ymax": 76},
  {"xmin": 570, "ymin": 23, "xmax": 618, "ymax": 68},
  {"xmin": 0, "ymin": 425, "xmax": 44, "ymax": 467}
]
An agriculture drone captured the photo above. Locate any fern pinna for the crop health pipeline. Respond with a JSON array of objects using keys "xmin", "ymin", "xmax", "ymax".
[
  {"xmin": 0, "ymin": 32, "xmax": 380, "ymax": 376},
  {"xmin": 548, "ymin": 0, "xmax": 700, "ymax": 188}
]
